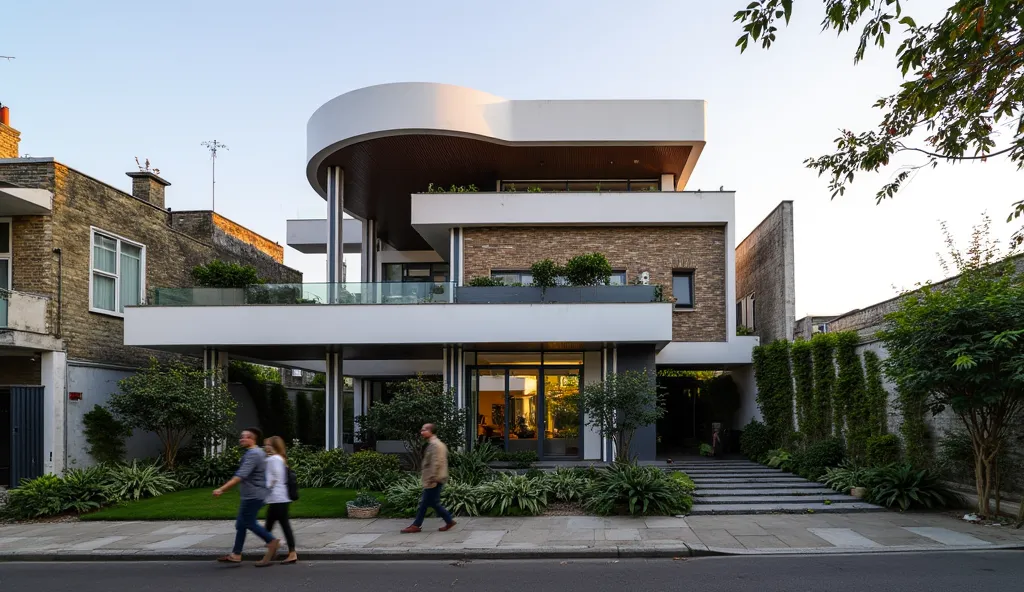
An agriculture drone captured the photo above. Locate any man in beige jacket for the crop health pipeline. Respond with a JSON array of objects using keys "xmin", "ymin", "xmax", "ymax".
[{"xmin": 401, "ymin": 423, "xmax": 456, "ymax": 533}]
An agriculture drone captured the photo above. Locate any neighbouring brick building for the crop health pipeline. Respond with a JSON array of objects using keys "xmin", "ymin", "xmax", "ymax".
[{"xmin": 0, "ymin": 108, "xmax": 300, "ymax": 485}]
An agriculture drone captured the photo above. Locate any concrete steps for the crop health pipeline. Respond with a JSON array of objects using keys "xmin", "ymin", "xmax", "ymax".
[{"xmin": 684, "ymin": 459, "xmax": 883, "ymax": 516}]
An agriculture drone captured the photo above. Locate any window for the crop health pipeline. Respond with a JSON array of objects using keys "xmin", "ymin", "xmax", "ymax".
[
  {"xmin": 0, "ymin": 219, "xmax": 10, "ymax": 291},
  {"xmin": 737, "ymin": 293, "xmax": 756, "ymax": 329},
  {"xmin": 382, "ymin": 262, "xmax": 449, "ymax": 283},
  {"xmin": 672, "ymin": 271, "xmax": 694, "ymax": 309},
  {"xmin": 90, "ymin": 228, "xmax": 145, "ymax": 316}
]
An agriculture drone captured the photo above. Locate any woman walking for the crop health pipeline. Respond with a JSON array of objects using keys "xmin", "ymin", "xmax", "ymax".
[{"xmin": 262, "ymin": 436, "xmax": 297, "ymax": 565}]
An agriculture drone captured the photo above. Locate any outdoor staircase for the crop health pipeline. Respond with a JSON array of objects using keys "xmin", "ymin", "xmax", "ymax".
[{"xmin": 678, "ymin": 459, "xmax": 883, "ymax": 515}]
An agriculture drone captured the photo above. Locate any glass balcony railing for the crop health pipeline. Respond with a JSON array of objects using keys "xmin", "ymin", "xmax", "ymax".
[{"xmin": 146, "ymin": 282, "xmax": 665, "ymax": 306}]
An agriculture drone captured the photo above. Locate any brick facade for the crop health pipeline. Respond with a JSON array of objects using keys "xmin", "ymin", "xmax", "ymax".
[
  {"xmin": 0, "ymin": 356, "xmax": 42, "ymax": 385},
  {"xmin": 462, "ymin": 226, "xmax": 726, "ymax": 342},
  {"xmin": 0, "ymin": 159, "xmax": 302, "ymax": 367},
  {"xmin": 735, "ymin": 201, "xmax": 795, "ymax": 343},
  {"xmin": 0, "ymin": 123, "xmax": 19, "ymax": 159}
]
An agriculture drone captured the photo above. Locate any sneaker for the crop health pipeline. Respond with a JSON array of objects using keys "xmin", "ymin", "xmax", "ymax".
[
  {"xmin": 401, "ymin": 525, "xmax": 422, "ymax": 534},
  {"xmin": 438, "ymin": 521, "xmax": 457, "ymax": 532}
]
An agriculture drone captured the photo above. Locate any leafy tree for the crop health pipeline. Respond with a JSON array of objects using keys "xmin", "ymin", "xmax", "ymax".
[
  {"xmin": 356, "ymin": 376, "xmax": 465, "ymax": 469},
  {"xmin": 735, "ymin": 1, "xmax": 1024, "ymax": 245},
  {"xmin": 878, "ymin": 217, "xmax": 1024, "ymax": 516},
  {"xmin": 191, "ymin": 260, "xmax": 265, "ymax": 288},
  {"xmin": 82, "ymin": 405, "xmax": 131, "ymax": 464},
  {"xmin": 108, "ymin": 359, "xmax": 236, "ymax": 469},
  {"xmin": 578, "ymin": 370, "xmax": 666, "ymax": 463}
]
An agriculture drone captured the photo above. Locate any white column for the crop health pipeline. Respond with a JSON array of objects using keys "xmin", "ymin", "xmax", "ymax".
[
  {"xmin": 327, "ymin": 166, "xmax": 345, "ymax": 298},
  {"xmin": 41, "ymin": 351, "xmax": 67, "ymax": 475},
  {"xmin": 325, "ymin": 351, "xmax": 343, "ymax": 450},
  {"xmin": 361, "ymin": 219, "xmax": 377, "ymax": 283},
  {"xmin": 352, "ymin": 378, "xmax": 364, "ymax": 443}
]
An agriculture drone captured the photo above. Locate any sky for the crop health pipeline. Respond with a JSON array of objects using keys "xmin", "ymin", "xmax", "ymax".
[{"xmin": 2, "ymin": 1, "xmax": 1019, "ymax": 318}]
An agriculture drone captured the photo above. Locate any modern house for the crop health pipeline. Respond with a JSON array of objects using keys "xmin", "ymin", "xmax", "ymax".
[
  {"xmin": 0, "ymin": 105, "xmax": 301, "ymax": 486},
  {"xmin": 125, "ymin": 83, "xmax": 794, "ymax": 461}
]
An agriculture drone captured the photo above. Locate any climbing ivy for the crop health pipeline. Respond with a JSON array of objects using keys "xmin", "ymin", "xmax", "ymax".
[
  {"xmin": 896, "ymin": 381, "xmax": 932, "ymax": 468},
  {"xmin": 752, "ymin": 339, "xmax": 794, "ymax": 447},
  {"xmin": 810, "ymin": 333, "xmax": 836, "ymax": 441},
  {"xmin": 862, "ymin": 350, "xmax": 889, "ymax": 438},
  {"xmin": 790, "ymin": 339, "xmax": 814, "ymax": 439},
  {"xmin": 835, "ymin": 331, "xmax": 868, "ymax": 461}
]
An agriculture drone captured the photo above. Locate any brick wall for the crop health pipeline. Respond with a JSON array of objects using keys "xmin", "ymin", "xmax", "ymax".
[
  {"xmin": 213, "ymin": 213, "xmax": 284, "ymax": 263},
  {"xmin": 0, "ymin": 356, "xmax": 42, "ymax": 385},
  {"xmin": 0, "ymin": 123, "xmax": 19, "ymax": 159},
  {"xmin": 0, "ymin": 160, "xmax": 302, "ymax": 367},
  {"xmin": 462, "ymin": 226, "xmax": 726, "ymax": 342},
  {"xmin": 171, "ymin": 211, "xmax": 290, "ymax": 275},
  {"xmin": 735, "ymin": 201, "xmax": 795, "ymax": 343}
]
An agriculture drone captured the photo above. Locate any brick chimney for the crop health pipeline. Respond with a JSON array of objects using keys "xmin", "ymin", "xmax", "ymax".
[
  {"xmin": 126, "ymin": 171, "xmax": 171, "ymax": 209},
  {"xmin": 0, "ymin": 104, "xmax": 20, "ymax": 159}
]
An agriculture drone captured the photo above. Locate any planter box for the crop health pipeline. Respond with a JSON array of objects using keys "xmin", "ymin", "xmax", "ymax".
[
  {"xmin": 456, "ymin": 285, "xmax": 657, "ymax": 304},
  {"xmin": 850, "ymin": 487, "xmax": 868, "ymax": 499}
]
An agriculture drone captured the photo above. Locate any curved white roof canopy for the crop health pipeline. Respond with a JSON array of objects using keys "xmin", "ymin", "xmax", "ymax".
[{"xmin": 306, "ymin": 82, "xmax": 706, "ymax": 250}]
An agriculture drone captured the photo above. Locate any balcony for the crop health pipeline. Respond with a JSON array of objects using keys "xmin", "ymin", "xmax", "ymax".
[
  {"xmin": 127, "ymin": 282, "xmax": 673, "ymax": 355},
  {"xmin": 0, "ymin": 289, "xmax": 50, "ymax": 334}
]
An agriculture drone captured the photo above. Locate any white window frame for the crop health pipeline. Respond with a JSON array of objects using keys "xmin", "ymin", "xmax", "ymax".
[
  {"xmin": 0, "ymin": 217, "xmax": 11, "ymax": 291},
  {"xmin": 89, "ymin": 226, "xmax": 147, "ymax": 318}
]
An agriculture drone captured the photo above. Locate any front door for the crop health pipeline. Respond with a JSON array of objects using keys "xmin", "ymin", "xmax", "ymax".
[{"xmin": 0, "ymin": 389, "xmax": 10, "ymax": 487}]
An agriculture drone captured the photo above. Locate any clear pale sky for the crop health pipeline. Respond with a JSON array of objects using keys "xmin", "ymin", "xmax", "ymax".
[{"xmin": 3, "ymin": 1, "xmax": 1018, "ymax": 317}]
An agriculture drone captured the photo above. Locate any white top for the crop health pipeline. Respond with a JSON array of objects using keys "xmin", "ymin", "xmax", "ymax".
[{"xmin": 265, "ymin": 454, "xmax": 291, "ymax": 504}]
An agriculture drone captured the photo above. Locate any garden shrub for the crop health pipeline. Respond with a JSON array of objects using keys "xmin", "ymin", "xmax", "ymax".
[
  {"xmin": 499, "ymin": 450, "xmax": 538, "ymax": 469},
  {"xmin": 822, "ymin": 462, "xmax": 873, "ymax": 493},
  {"xmin": 267, "ymin": 383, "xmax": 297, "ymax": 445},
  {"xmin": 765, "ymin": 449, "xmax": 796, "ymax": 472},
  {"xmin": 834, "ymin": 331, "xmax": 868, "ymax": 459},
  {"xmin": 562, "ymin": 253, "xmax": 612, "ymax": 286},
  {"xmin": 794, "ymin": 437, "xmax": 845, "ymax": 480},
  {"xmin": 440, "ymin": 480, "xmax": 483, "ymax": 516},
  {"xmin": 335, "ymin": 450, "xmax": 402, "ymax": 491},
  {"xmin": 289, "ymin": 447, "xmax": 348, "ymax": 488},
  {"xmin": 668, "ymin": 471, "xmax": 696, "ymax": 493},
  {"xmin": 583, "ymin": 463, "xmax": 692, "ymax": 516},
  {"xmin": 60, "ymin": 466, "xmax": 115, "ymax": 513},
  {"xmin": 448, "ymin": 450, "xmax": 495, "ymax": 486},
  {"xmin": 866, "ymin": 434, "xmax": 902, "ymax": 466},
  {"xmin": 295, "ymin": 392, "xmax": 313, "ymax": 445},
  {"xmin": 383, "ymin": 475, "xmax": 423, "ymax": 517},
  {"xmin": 467, "ymin": 276, "xmax": 505, "ymax": 287},
  {"xmin": 106, "ymin": 461, "xmax": 179, "ymax": 501},
  {"xmin": 528, "ymin": 259, "xmax": 561, "ymax": 289},
  {"xmin": 478, "ymin": 473, "xmax": 547, "ymax": 516},
  {"xmin": 541, "ymin": 468, "xmax": 591, "ymax": 503},
  {"xmin": 82, "ymin": 405, "xmax": 130, "ymax": 464},
  {"xmin": 175, "ymin": 446, "xmax": 243, "ymax": 488},
  {"xmin": 191, "ymin": 260, "xmax": 264, "ymax": 288},
  {"xmin": 5, "ymin": 474, "xmax": 67, "ymax": 519},
  {"xmin": 866, "ymin": 464, "xmax": 963, "ymax": 511},
  {"xmin": 752, "ymin": 340, "xmax": 794, "ymax": 447},
  {"xmin": 810, "ymin": 332, "xmax": 836, "ymax": 440},
  {"xmin": 699, "ymin": 443, "xmax": 714, "ymax": 457},
  {"xmin": 739, "ymin": 420, "xmax": 772, "ymax": 462},
  {"xmin": 896, "ymin": 384, "xmax": 932, "ymax": 468}
]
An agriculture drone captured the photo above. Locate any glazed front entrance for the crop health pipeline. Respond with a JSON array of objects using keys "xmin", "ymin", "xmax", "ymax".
[{"xmin": 467, "ymin": 353, "xmax": 583, "ymax": 459}]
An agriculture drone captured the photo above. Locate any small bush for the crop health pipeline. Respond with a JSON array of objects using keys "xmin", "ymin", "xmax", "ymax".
[
  {"xmin": 668, "ymin": 471, "xmax": 696, "ymax": 493},
  {"xmin": 699, "ymin": 443, "xmax": 714, "ymax": 457},
  {"xmin": 563, "ymin": 253, "xmax": 612, "ymax": 286},
  {"xmin": 175, "ymin": 447, "xmax": 243, "ymax": 489},
  {"xmin": 822, "ymin": 461, "xmax": 872, "ymax": 493},
  {"xmin": 61, "ymin": 466, "xmax": 114, "ymax": 513},
  {"xmin": 440, "ymin": 480, "xmax": 483, "ymax": 516},
  {"xmin": 499, "ymin": 450, "xmax": 538, "ymax": 469},
  {"xmin": 866, "ymin": 464, "xmax": 963, "ymax": 511},
  {"xmin": 866, "ymin": 434, "xmax": 902, "ymax": 466},
  {"xmin": 384, "ymin": 475, "xmax": 423, "ymax": 517},
  {"xmin": 584, "ymin": 463, "xmax": 692, "ymax": 516},
  {"xmin": 478, "ymin": 473, "xmax": 547, "ymax": 516},
  {"xmin": 467, "ymin": 276, "xmax": 506, "ymax": 287},
  {"xmin": 740, "ymin": 420, "xmax": 772, "ymax": 462},
  {"xmin": 449, "ymin": 448, "xmax": 495, "ymax": 486},
  {"xmin": 6, "ymin": 474, "xmax": 68, "ymax": 519},
  {"xmin": 765, "ymin": 449, "xmax": 796, "ymax": 472},
  {"xmin": 541, "ymin": 468, "xmax": 591, "ymax": 503},
  {"xmin": 106, "ymin": 461, "xmax": 179, "ymax": 501},
  {"xmin": 82, "ymin": 405, "xmax": 130, "ymax": 464},
  {"xmin": 335, "ymin": 451, "xmax": 402, "ymax": 491},
  {"xmin": 794, "ymin": 437, "xmax": 845, "ymax": 480},
  {"xmin": 529, "ymin": 259, "xmax": 562, "ymax": 289},
  {"xmin": 349, "ymin": 491, "xmax": 381, "ymax": 508},
  {"xmin": 291, "ymin": 447, "xmax": 348, "ymax": 488}
]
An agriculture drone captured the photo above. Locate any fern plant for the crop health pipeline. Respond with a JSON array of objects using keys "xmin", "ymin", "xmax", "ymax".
[
  {"xmin": 867, "ymin": 464, "xmax": 963, "ymax": 511},
  {"xmin": 61, "ymin": 466, "xmax": 114, "ymax": 513},
  {"xmin": 478, "ymin": 473, "xmax": 547, "ymax": 516},
  {"xmin": 583, "ymin": 463, "xmax": 692, "ymax": 516},
  {"xmin": 105, "ymin": 461, "xmax": 179, "ymax": 501},
  {"xmin": 440, "ymin": 481, "xmax": 483, "ymax": 516},
  {"xmin": 541, "ymin": 468, "xmax": 591, "ymax": 502}
]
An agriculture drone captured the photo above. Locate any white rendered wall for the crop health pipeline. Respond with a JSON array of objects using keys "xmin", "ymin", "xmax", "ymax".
[{"xmin": 583, "ymin": 350, "xmax": 603, "ymax": 460}]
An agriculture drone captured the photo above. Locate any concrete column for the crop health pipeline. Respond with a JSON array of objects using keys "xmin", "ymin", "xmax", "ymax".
[
  {"xmin": 361, "ymin": 219, "xmax": 377, "ymax": 283},
  {"xmin": 352, "ymin": 378, "xmax": 364, "ymax": 444},
  {"xmin": 325, "ymin": 351, "xmax": 344, "ymax": 450},
  {"xmin": 327, "ymin": 166, "xmax": 345, "ymax": 300},
  {"xmin": 41, "ymin": 351, "xmax": 67, "ymax": 475}
]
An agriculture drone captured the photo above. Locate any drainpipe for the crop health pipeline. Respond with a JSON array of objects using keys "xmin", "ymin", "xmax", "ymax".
[{"xmin": 52, "ymin": 248, "xmax": 62, "ymax": 339}]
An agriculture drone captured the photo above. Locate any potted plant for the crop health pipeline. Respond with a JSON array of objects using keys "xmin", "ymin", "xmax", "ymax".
[
  {"xmin": 850, "ymin": 486, "xmax": 869, "ymax": 499},
  {"xmin": 346, "ymin": 492, "xmax": 382, "ymax": 518}
]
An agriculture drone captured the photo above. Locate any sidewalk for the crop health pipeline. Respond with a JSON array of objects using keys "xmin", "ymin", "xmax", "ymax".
[{"xmin": 2, "ymin": 510, "xmax": 1022, "ymax": 561}]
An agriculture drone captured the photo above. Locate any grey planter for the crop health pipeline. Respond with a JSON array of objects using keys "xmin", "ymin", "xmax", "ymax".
[
  {"xmin": 456, "ymin": 286, "xmax": 543, "ymax": 304},
  {"xmin": 456, "ymin": 285, "xmax": 658, "ymax": 304}
]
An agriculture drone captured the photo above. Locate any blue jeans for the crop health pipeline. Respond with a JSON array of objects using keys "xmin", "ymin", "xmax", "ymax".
[
  {"xmin": 412, "ymin": 484, "xmax": 454, "ymax": 527},
  {"xmin": 233, "ymin": 498, "xmax": 275, "ymax": 554}
]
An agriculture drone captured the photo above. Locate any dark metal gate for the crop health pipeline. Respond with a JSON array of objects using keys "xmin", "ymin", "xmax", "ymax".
[{"xmin": 10, "ymin": 386, "xmax": 44, "ymax": 486}]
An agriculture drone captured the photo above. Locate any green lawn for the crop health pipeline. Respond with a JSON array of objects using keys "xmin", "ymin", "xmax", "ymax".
[{"xmin": 82, "ymin": 488, "xmax": 381, "ymax": 521}]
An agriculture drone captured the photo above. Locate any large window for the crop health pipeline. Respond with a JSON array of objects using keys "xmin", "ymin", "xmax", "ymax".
[
  {"xmin": 672, "ymin": 271, "xmax": 694, "ymax": 309},
  {"xmin": 490, "ymin": 270, "xmax": 627, "ymax": 286},
  {"xmin": 90, "ymin": 228, "xmax": 145, "ymax": 316},
  {"xmin": 382, "ymin": 262, "xmax": 449, "ymax": 283},
  {"xmin": 0, "ymin": 219, "xmax": 10, "ymax": 291}
]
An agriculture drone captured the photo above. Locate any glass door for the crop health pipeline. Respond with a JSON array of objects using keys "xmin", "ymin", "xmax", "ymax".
[
  {"xmin": 543, "ymin": 369, "xmax": 581, "ymax": 458},
  {"xmin": 472, "ymin": 369, "xmax": 506, "ymax": 449},
  {"xmin": 507, "ymin": 369, "xmax": 539, "ymax": 454}
]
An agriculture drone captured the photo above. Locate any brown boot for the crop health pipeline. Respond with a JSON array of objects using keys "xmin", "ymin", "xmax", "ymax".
[
  {"xmin": 401, "ymin": 525, "xmax": 422, "ymax": 534},
  {"xmin": 438, "ymin": 521, "xmax": 457, "ymax": 532}
]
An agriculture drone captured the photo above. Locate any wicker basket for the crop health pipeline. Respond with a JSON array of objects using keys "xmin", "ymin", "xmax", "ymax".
[{"xmin": 346, "ymin": 501, "xmax": 381, "ymax": 519}]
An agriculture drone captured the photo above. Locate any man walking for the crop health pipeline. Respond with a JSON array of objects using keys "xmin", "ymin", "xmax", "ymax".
[
  {"xmin": 215, "ymin": 428, "xmax": 280, "ymax": 564},
  {"xmin": 401, "ymin": 423, "xmax": 456, "ymax": 533}
]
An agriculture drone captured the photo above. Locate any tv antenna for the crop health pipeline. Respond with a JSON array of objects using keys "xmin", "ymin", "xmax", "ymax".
[
  {"xmin": 0, "ymin": 56, "xmax": 14, "ymax": 61},
  {"xmin": 200, "ymin": 140, "xmax": 228, "ymax": 211}
]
